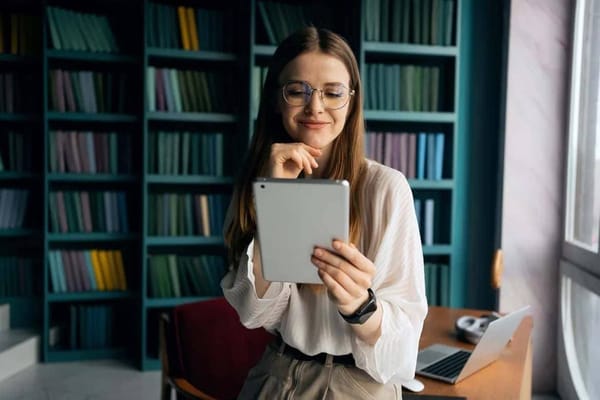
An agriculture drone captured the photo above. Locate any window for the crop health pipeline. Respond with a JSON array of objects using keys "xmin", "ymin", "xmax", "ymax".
[{"xmin": 559, "ymin": 0, "xmax": 600, "ymax": 399}]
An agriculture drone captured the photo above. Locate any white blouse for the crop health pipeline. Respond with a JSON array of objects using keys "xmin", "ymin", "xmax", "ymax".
[{"xmin": 221, "ymin": 160, "xmax": 428, "ymax": 384}]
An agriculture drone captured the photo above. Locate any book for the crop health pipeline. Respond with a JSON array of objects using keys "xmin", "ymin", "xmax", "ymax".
[
  {"xmin": 424, "ymin": 199, "xmax": 435, "ymax": 245},
  {"xmin": 177, "ymin": 6, "xmax": 191, "ymax": 50}
]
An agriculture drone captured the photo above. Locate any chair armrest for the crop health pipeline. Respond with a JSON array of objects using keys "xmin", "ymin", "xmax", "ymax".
[{"xmin": 169, "ymin": 377, "xmax": 217, "ymax": 400}]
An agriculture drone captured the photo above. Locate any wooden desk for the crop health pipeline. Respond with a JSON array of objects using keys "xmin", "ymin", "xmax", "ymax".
[{"xmin": 410, "ymin": 306, "xmax": 533, "ymax": 400}]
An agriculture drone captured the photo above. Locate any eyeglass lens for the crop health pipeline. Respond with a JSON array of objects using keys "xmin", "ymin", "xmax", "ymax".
[{"xmin": 283, "ymin": 81, "xmax": 351, "ymax": 109}]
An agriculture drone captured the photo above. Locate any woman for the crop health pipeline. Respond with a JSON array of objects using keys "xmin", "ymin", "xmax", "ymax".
[{"xmin": 221, "ymin": 26, "xmax": 427, "ymax": 399}]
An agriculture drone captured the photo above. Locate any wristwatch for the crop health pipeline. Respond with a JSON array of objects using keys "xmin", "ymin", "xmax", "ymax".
[{"xmin": 339, "ymin": 288, "xmax": 378, "ymax": 324}]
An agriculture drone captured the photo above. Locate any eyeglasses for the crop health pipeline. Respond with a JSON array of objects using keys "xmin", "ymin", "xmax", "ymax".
[{"xmin": 281, "ymin": 80, "xmax": 355, "ymax": 110}]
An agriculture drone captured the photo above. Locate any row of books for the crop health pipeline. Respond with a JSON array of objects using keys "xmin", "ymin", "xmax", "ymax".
[
  {"xmin": 257, "ymin": 1, "xmax": 307, "ymax": 45},
  {"xmin": 47, "ymin": 7, "xmax": 118, "ymax": 53},
  {"xmin": 365, "ymin": 131, "xmax": 446, "ymax": 180},
  {"xmin": 49, "ymin": 131, "xmax": 132, "ymax": 174},
  {"xmin": 0, "ymin": 256, "xmax": 36, "ymax": 296},
  {"xmin": 0, "ymin": 12, "xmax": 40, "ymax": 55},
  {"xmin": 0, "ymin": 189, "xmax": 28, "ymax": 229},
  {"xmin": 364, "ymin": 63, "xmax": 443, "ymax": 112},
  {"xmin": 415, "ymin": 198, "xmax": 438, "ymax": 246},
  {"xmin": 147, "ymin": 3, "xmax": 233, "ymax": 52},
  {"xmin": 148, "ymin": 193, "xmax": 229, "ymax": 237},
  {"xmin": 149, "ymin": 131, "xmax": 224, "ymax": 176},
  {"xmin": 425, "ymin": 262, "xmax": 450, "ymax": 306},
  {"xmin": 0, "ymin": 131, "xmax": 32, "ymax": 172},
  {"xmin": 48, "ymin": 69, "xmax": 129, "ymax": 114},
  {"xmin": 48, "ymin": 249, "xmax": 127, "ymax": 293},
  {"xmin": 65, "ymin": 305, "xmax": 116, "ymax": 349},
  {"xmin": 363, "ymin": 0, "xmax": 455, "ymax": 45},
  {"xmin": 0, "ymin": 72, "xmax": 37, "ymax": 113},
  {"xmin": 147, "ymin": 67, "xmax": 232, "ymax": 113},
  {"xmin": 48, "ymin": 191, "xmax": 129, "ymax": 234},
  {"xmin": 148, "ymin": 254, "xmax": 225, "ymax": 298}
]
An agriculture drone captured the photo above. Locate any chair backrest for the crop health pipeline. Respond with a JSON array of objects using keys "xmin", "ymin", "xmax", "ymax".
[{"xmin": 167, "ymin": 297, "xmax": 274, "ymax": 400}]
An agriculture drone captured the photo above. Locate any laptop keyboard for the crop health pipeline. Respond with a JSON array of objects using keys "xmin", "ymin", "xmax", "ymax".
[{"xmin": 421, "ymin": 350, "xmax": 471, "ymax": 379}]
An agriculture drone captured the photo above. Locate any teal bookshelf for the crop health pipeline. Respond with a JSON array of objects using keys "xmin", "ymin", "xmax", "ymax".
[
  {"xmin": 0, "ymin": 1, "xmax": 43, "ymax": 330},
  {"xmin": 139, "ymin": 0, "xmax": 243, "ymax": 370},
  {"xmin": 358, "ymin": 0, "xmax": 465, "ymax": 307},
  {"xmin": 40, "ymin": 0, "xmax": 143, "ymax": 364},
  {"xmin": 0, "ymin": 0, "xmax": 507, "ymax": 370}
]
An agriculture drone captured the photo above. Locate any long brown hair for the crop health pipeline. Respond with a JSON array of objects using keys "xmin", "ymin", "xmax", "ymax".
[{"xmin": 225, "ymin": 27, "xmax": 366, "ymax": 268}]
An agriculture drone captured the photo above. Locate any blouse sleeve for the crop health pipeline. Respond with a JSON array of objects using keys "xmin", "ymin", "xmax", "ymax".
[
  {"xmin": 351, "ymin": 170, "xmax": 428, "ymax": 383},
  {"xmin": 221, "ymin": 239, "xmax": 292, "ymax": 331}
]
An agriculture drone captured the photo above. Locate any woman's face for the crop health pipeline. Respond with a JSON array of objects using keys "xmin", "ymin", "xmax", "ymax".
[{"xmin": 277, "ymin": 51, "xmax": 352, "ymax": 153}]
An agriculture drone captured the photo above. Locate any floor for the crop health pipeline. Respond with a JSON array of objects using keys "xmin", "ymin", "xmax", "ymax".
[
  {"xmin": 0, "ymin": 360, "xmax": 562, "ymax": 400},
  {"xmin": 0, "ymin": 360, "xmax": 162, "ymax": 400}
]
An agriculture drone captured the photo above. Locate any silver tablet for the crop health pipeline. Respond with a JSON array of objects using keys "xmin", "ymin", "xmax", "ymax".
[{"xmin": 253, "ymin": 178, "xmax": 350, "ymax": 284}]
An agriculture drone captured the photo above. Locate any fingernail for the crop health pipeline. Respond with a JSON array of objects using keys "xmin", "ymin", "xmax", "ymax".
[
  {"xmin": 333, "ymin": 241, "xmax": 341, "ymax": 250},
  {"xmin": 314, "ymin": 248, "xmax": 322, "ymax": 256}
]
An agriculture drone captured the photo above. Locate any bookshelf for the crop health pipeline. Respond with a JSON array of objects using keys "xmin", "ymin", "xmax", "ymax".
[
  {"xmin": 140, "ymin": 0, "xmax": 244, "ymax": 370},
  {"xmin": 41, "ymin": 0, "xmax": 142, "ymax": 363},
  {"xmin": 0, "ymin": 0, "xmax": 506, "ymax": 369},
  {"xmin": 0, "ymin": 2, "xmax": 43, "ymax": 330},
  {"xmin": 357, "ymin": 0, "xmax": 463, "ymax": 307}
]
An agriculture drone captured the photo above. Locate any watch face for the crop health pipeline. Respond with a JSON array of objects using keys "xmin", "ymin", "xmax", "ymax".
[
  {"xmin": 343, "ymin": 289, "xmax": 377, "ymax": 324},
  {"xmin": 356, "ymin": 298, "xmax": 377, "ymax": 324}
]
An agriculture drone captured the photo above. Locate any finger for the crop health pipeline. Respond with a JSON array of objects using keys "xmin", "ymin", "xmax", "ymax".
[
  {"xmin": 313, "ymin": 246, "xmax": 372, "ymax": 285},
  {"xmin": 302, "ymin": 144, "xmax": 322, "ymax": 157},
  {"xmin": 317, "ymin": 268, "xmax": 353, "ymax": 303},
  {"xmin": 331, "ymin": 241, "xmax": 375, "ymax": 275},
  {"xmin": 287, "ymin": 150, "xmax": 307, "ymax": 172},
  {"xmin": 301, "ymin": 153, "xmax": 314, "ymax": 175},
  {"xmin": 297, "ymin": 147, "xmax": 318, "ymax": 170},
  {"xmin": 312, "ymin": 253, "xmax": 369, "ymax": 298}
]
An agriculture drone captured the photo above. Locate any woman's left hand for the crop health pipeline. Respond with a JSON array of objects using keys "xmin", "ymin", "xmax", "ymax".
[{"xmin": 311, "ymin": 240, "xmax": 376, "ymax": 316}]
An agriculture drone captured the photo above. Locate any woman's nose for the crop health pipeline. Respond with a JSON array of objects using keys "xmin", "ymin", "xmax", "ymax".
[{"xmin": 304, "ymin": 89, "xmax": 324, "ymax": 113}]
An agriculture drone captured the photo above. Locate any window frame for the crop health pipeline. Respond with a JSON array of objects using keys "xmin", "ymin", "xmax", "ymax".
[
  {"xmin": 559, "ymin": 0, "xmax": 600, "ymax": 398},
  {"xmin": 562, "ymin": 0, "xmax": 600, "ymax": 277}
]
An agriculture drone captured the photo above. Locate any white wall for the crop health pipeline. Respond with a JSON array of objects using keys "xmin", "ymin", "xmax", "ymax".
[{"xmin": 502, "ymin": 0, "xmax": 572, "ymax": 393}]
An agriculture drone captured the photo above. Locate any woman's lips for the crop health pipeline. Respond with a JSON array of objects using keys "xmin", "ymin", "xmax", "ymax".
[{"xmin": 300, "ymin": 121, "xmax": 329, "ymax": 129}]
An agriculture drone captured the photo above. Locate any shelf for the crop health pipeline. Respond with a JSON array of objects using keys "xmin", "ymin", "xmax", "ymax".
[
  {"xmin": 147, "ymin": 48, "xmax": 237, "ymax": 62},
  {"xmin": 0, "ymin": 228, "xmax": 39, "ymax": 238},
  {"xmin": 48, "ymin": 173, "xmax": 137, "ymax": 183},
  {"xmin": 47, "ymin": 112, "xmax": 138, "ymax": 123},
  {"xmin": 46, "ymin": 347, "xmax": 128, "ymax": 362},
  {"xmin": 0, "ymin": 113, "xmax": 39, "ymax": 122},
  {"xmin": 147, "ymin": 112, "xmax": 237, "ymax": 123},
  {"xmin": 46, "ymin": 50, "xmax": 137, "ymax": 64},
  {"xmin": 47, "ymin": 291, "xmax": 135, "ymax": 303},
  {"xmin": 0, "ymin": 296, "xmax": 40, "ymax": 303},
  {"xmin": 146, "ymin": 175, "xmax": 233, "ymax": 185},
  {"xmin": 146, "ymin": 236, "xmax": 224, "ymax": 247},
  {"xmin": 0, "ymin": 53, "xmax": 38, "ymax": 64},
  {"xmin": 253, "ymin": 45, "xmax": 276, "ymax": 57},
  {"xmin": 422, "ymin": 245, "xmax": 452, "ymax": 255},
  {"xmin": 409, "ymin": 180, "xmax": 454, "ymax": 190},
  {"xmin": 145, "ymin": 296, "xmax": 220, "ymax": 308},
  {"xmin": 0, "ymin": 172, "xmax": 38, "ymax": 181},
  {"xmin": 47, "ymin": 233, "xmax": 138, "ymax": 243},
  {"xmin": 364, "ymin": 111, "xmax": 456, "ymax": 123},
  {"xmin": 363, "ymin": 42, "xmax": 458, "ymax": 57}
]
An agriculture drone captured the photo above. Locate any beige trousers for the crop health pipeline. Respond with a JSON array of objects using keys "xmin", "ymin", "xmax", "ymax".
[{"xmin": 237, "ymin": 341, "xmax": 401, "ymax": 400}]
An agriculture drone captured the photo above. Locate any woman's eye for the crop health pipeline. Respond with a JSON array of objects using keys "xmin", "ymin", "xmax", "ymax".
[{"xmin": 287, "ymin": 90, "xmax": 306, "ymax": 97}]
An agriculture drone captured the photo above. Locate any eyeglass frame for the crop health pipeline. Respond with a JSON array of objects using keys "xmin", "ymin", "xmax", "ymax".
[{"xmin": 280, "ymin": 80, "xmax": 356, "ymax": 110}]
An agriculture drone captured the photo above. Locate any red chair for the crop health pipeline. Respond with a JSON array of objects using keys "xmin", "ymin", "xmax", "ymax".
[{"xmin": 160, "ymin": 297, "xmax": 275, "ymax": 400}]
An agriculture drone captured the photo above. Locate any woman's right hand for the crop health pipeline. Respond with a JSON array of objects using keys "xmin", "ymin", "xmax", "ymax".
[{"xmin": 268, "ymin": 143, "xmax": 322, "ymax": 179}]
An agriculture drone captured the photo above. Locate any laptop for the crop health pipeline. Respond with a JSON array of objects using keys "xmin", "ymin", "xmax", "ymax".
[{"xmin": 416, "ymin": 305, "xmax": 530, "ymax": 384}]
